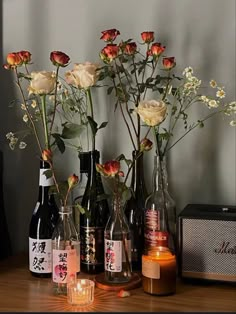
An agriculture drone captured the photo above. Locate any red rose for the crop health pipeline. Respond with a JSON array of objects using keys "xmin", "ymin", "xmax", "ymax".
[
  {"xmin": 18, "ymin": 50, "xmax": 31, "ymax": 64},
  {"xmin": 147, "ymin": 43, "xmax": 166, "ymax": 57},
  {"xmin": 100, "ymin": 29, "xmax": 120, "ymax": 42},
  {"xmin": 96, "ymin": 160, "xmax": 121, "ymax": 177},
  {"xmin": 6, "ymin": 52, "xmax": 22, "ymax": 66},
  {"xmin": 123, "ymin": 42, "xmax": 137, "ymax": 55},
  {"xmin": 50, "ymin": 51, "xmax": 70, "ymax": 67},
  {"xmin": 141, "ymin": 31, "xmax": 154, "ymax": 44},
  {"xmin": 162, "ymin": 57, "xmax": 176, "ymax": 70},
  {"xmin": 100, "ymin": 44, "xmax": 119, "ymax": 63}
]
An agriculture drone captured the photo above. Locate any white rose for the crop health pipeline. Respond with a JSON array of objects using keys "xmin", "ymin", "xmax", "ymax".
[
  {"xmin": 65, "ymin": 62, "xmax": 100, "ymax": 89},
  {"xmin": 28, "ymin": 71, "xmax": 56, "ymax": 95},
  {"xmin": 136, "ymin": 100, "xmax": 167, "ymax": 127}
]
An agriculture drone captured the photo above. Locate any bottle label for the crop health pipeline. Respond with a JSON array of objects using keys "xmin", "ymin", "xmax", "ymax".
[
  {"xmin": 142, "ymin": 255, "xmax": 160, "ymax": 279},
  {"xmin": 104, "ymin": 239, "xmax": 131, "ymax": 272},
  {"xmin": 52, "ymin": 249, "xmax": 77, "ymax": 283},
  {"xmin": 39, "ymin": 169, "xmax": 54, "ymax": 187},
  {"xmin": 80, "ymin": 226, "xmax": 104, "ymax": 265},
  {"xmin": 144, "ymin": 230, "xmax": 169, "ymax": 248},
  {"xmin": 29, "ymin": 238, "xmax": 52, "ymax": 273},
  {"xmin": 145, "ymin": 209, "xmax": 160, "ymax": 230}
]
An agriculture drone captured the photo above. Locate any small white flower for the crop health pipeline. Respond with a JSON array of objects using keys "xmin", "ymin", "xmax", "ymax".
[
  {"xmin": 230, "ymin": 120, "xmax": 236, "ymax": 126},
  {"xmin": 23, "ymin": 114, "xmax": 28, "ymax": 122},
  {"xmin": 183, "ymin": 67, "xmax": 193, "ymax": 76},
  {"xmin": 6, "ymin": 132, "xmax": 14, "ymax": 139},
  {"xmin": 210, "ymin": 80, "xmax": 217, "ymax": 88},
  {"xmin": 21, "ymin": 103, "xmax": 26, "ymax": 110},
  {"xmin": 229, "ymin": 101, "xmax": 236, "ymax": 112},
  {"xmin": 200, "ymin": 95, "xmax": 209, "ymax": 103},
  {"xmin": 9, "ymin": 137, "xmax": 18, "ymax": 150},
  {"xmin": 216, "ymin": 89, "xmax": 226, "ymax": 99},
  {"xmin": 208, "ymin": 99, "xmax": 219, "ymax": 108},
  {"xmin": 19, "ymin": 141, "xmax": 27, "ymax": 149},
  {"xmin": 31, "ymin": 99, "xmax": 37, "ymax": 108}
]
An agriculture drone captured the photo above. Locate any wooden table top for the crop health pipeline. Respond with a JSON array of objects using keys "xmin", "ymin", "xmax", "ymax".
[{"xmin": 0, "ymin": 254, "xmax": 235, "ymax": 312}]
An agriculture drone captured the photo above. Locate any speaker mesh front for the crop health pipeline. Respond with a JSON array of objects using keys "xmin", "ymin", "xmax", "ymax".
[{"xmin": 182, "ymin": 219, "xmax": 236, "ymax": 275}]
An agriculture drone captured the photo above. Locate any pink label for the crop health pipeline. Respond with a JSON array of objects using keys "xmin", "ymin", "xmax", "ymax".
[
  {"xmin": 52, "ymin": 249, "xmax": 77, "ymax": 283},
  {"xmin": 145, "ymin": 209, "xmax": 160, "ymax": 230}
]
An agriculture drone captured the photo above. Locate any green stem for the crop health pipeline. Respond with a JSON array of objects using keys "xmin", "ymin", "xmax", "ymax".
[
  {"xmin": 87, "ymin": 88, "xmax": 95, "ymax": 151},
  {"xmin": 40, "ymin": 95, "xmax": 50, "ymax": 150},
  {"xmin": 49, "ymin": 65, "xmax": 60, "ymax": 137}
]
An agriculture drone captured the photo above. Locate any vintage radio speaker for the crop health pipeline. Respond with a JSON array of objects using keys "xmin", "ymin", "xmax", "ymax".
[{"xmin": 178, "ymin": 204, "xmax": 236, "ymax": 282}]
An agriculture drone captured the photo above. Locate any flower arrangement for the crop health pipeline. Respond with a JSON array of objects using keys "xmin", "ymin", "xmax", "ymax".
[
  {"xmin": 3, "ymin": 50, "xmax": 79, "ymax": 206},
  {"xmin": 99, "ymin": 29, "xmax": 236, "ymax": 160}
]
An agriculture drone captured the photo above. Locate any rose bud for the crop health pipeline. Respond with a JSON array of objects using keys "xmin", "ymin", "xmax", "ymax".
[
  {"xmin": 123, "ymin": 42, "xmax": 137, "ymax": 55},
  {"xmin": 100, "ymin": 28, "xmax": 120, "ymax": 42},
  {"xmin": 162, "ymin": 57, "xmax": 176, "ymax": 70},
  {"xmin": 42, "ymin": 149, "xmax": 53, "ymax": 162},
  {"xmin": 68, "ymin": 174, "xmax": 79, "ymax": 189},
  {"xmin": 141, "ymin": 31, "xmax": 154, "ymax": 44},
  {"xmin": 147, "ymin": 43, "xmax": 166, "ymax": 57},
  {"xmin": 50, "ymin": 51, "xmax": 70, "ymax": 67},
  {"xmin": 140, "ymin": 138, "xmax": 153, "ymax": 152},
  {"xmin": 18, "ymin": 50, "xmax": 31, "ymax": 64},
  {"xmin": 100, "ymin": 44, "xmax": 119, "ymax": 63},
  {"xmin": 3, "ymin": 64, "xmax": 13, "ymax": 70},
  {"xmin": 6, "ymin": 52, "xmax": 22, "ymax": 66},
  {"xmin": 96, "ymin": 160, "xmax": 121, "ymax": 177}
]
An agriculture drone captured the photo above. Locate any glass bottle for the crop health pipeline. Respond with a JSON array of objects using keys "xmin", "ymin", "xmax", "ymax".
[
  {"xmin": 144, "ymin": 155, "xmax": 176, "ymax": 253},
  {"xmin": 80, "ymin": 150, "xmax": 110, "ymax": 274},
  {"xmin": 52, "ymin": 205, "xmax": 80, "ymax": 295},
  {"xmin": 104, "ymin": 194, "xmax": 132, "ymax": 283},
  {"xmin": 73, "ymin": 152, "xmax": 90, "ymax": 233},
  {"xmin": 29, "ymin": 159, "xmax": 59, "ymax": 278},
  {"xmin": 125, "ymin": 150, "xmax": 148, "ymax": 270}
]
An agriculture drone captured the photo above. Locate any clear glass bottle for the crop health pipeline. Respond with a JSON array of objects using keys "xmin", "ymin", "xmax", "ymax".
[
  {"xmin": 144, "ymin": 155, "xmax": 176, "ymax": 253},
  {"xmin": 29, "ymin": 160, "xmax": 59, "ymax": 278},
  {"xmin": 104, "ymin": 194, "xmax": 132, "ymax": 283},
  {"xmin": 125, "ymin": 150, "xmax": 148, "ymax": 270},
  {"xmin": 73, "ymin": 152, "xmax": 90, "ymax": 233},
  {"xmin": 80, "ymin": 150, "xmax": 110, "ymax": 274},
  {"xmin": 52, "ymin": 205, "xmax": 80, "ymax": 295}
]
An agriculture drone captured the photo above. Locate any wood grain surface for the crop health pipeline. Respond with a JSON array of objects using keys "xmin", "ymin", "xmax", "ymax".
[{"xmin": 0, "ymin": 254, "xmax": 235, "ymax": 312}]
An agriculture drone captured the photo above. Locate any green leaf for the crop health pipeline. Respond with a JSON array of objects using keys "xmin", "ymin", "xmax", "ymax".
[
  {"xmin": 61, "ymin": 123, "xmax": 86, "ymax": 139},
  {"xmin": 98, "ymin": 121, "xmax": 108, "ymax": 130},
  {"xmin": 87, "ymin": 116, "xmax": 98, "ymax": 136},
  {"xmin": 107, "ymin": 86, "xmax": 114, "ymax": 95},
  {"xmin": 43, "ymin": 169, "xmax": 52, "ymax": 179},
  {"xmin": 51, "ymin": 133, "xmax": 66, "ymax": 153}
]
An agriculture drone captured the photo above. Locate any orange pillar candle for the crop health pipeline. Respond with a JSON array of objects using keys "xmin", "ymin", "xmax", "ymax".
[{"xmin": 142, "ymin": 247, "xmax": 176, "ymax": 296}]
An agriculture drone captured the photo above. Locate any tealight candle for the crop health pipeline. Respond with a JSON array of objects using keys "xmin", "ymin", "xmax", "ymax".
[
  {"xmin": 67, "ymin": 279, "xmax": 95, "ymax": 306},
  {"xmin": 142, "ymin": 247, "xmax": 176, "ymax": 296}
]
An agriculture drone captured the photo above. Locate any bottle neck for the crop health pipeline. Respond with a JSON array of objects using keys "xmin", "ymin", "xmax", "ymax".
[
  {"xmin": 152, "ymin": 155, "xmax": 168, "ymax": 193},
  {"xmin": 130, "ymin": 150, "xmax": 147, "ymax": 196}
]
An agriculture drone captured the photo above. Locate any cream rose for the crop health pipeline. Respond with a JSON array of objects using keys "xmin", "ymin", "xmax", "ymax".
[
  {"xmin": 28, "ymin": 71, "xmax": 56, "ymax": 95},
  {"xmin": 136, "ymin": 100, "xmax": 167, "ymax": 126},
  {"xmin": 65, "ymin": 62, "xmax": 100, "ymax": 89}
]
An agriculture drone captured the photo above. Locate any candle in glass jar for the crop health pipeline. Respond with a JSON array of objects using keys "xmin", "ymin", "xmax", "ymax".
[
  {"xmin": 67, "ymin": 279, "xmax": 95, "ymax": 306},
  {"xmin": 142, "ymin": 247, "xmax": 176, "ymax": 296}
]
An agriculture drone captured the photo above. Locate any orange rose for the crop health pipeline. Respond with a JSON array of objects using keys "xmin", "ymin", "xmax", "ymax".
[
  {"xmin": 68, "ymin": 174, "xmax": 79, "ymax": 189},
  {"xmin": 100, "ymin": 44, "xmax": 119, "ymax": 63},
  {"xmin": 42, "ymin": 149, "xmax": 53, "ymax": 162},
  {"xmin": 141, "ymin": 31, "xmax": 154, "ymax": 44},
  {"xmin": 6, "ymin": 52, "xmax": 22, "ymax": 66},
  {"xmin": 96, "ymin": 160, "xmax": 121, "ymax": 177},
  {"xmin": 147, "ymin": 43, "xmax": 166, "ymax": 57},
  {"xmin": 18, "ymin": 50, "xmax": 31, "ymax": 64},
  {"xmin": 162, "ymin": 57, "xmax": 176, "ymax": 70}
]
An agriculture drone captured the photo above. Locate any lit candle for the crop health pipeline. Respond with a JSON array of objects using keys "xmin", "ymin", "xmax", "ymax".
[
  {"xmin": 67, "ymin": 279, "xmax": 95, "ymax": 306},
  {"xmin": 142, "ymin": 247, "xmax": 176, "ymax": 296}
]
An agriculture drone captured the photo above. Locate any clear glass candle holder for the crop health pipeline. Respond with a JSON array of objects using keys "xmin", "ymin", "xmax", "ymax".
[{"xmin": 67, "ymin": 279, "xmax": 95, "ymax": 306}]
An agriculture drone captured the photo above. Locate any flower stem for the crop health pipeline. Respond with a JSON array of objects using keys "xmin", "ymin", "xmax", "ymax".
[
  {"xmin": 86, "ymin": 88, "xmax": 96, "ymax": 151},
  {"xmin": 40, "ymin": 95, "xmax": 50, "ymax": 150},
  {"xmin": 49, "ymin": 65, "xmax": 59, "ymax": 137}
]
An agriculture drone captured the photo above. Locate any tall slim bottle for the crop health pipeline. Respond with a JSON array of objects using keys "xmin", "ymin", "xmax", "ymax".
[
  {"xmin": 144, "ymin": 156, "xmax": 176, "ymax": 253},
  {"xmin": 80, "ymin": 150, "xmax": 110, "ymax": 274},
  {"xmin": 29, "ymin": 160, "xmax": 59, "ymax": 278},
  {"xmin": 125, "ymin": 151, "xmax": 148, "ymax": 270},
  {"xmin": 52, "ymin": 205, "xmax": 80, "ymax": 295}
]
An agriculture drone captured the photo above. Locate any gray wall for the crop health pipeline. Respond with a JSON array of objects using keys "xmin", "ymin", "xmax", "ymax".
[{"xmin": 1, "ymin": 0, "xmax": 235, "ymax": 254}]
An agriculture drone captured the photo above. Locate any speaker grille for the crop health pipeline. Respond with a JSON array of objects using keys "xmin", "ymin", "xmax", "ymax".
[{"xmin": 182, "ymin": 219, "xmax": 236, "ymax": 275}]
